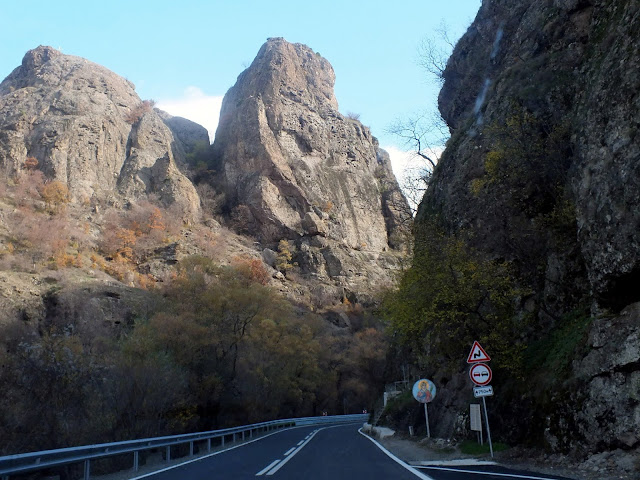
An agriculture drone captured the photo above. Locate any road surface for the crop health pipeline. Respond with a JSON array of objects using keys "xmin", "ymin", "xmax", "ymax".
[{"xmin": 128, "ymin": 423, "xmax": 575, "ymax": 480}]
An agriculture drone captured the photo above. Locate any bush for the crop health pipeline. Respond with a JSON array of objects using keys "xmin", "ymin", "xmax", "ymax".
[
  {"xmin": 40, "ymin": 180, "xmax": 70, "ymax": 213},
  {"xmin": 231, "ymin": 255, "xmax": 270, "ymax": 285},
  {"xmin": 124, "ymin": 100, "xmax": 156, "ymax": 124}
]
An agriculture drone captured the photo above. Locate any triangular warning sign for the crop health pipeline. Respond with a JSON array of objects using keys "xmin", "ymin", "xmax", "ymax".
[{"xmin": 467, "ymin": 341, "xmax": 491, "ymax": 363}]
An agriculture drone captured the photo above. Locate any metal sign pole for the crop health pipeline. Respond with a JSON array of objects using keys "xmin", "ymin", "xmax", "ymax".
[
  {"xmin": 424, "ymin": 403, "xmax": 430, "ymax": 438},
  {"xmin": 482, "ymin": 396, "xmax": 493, "ymax": 458}
]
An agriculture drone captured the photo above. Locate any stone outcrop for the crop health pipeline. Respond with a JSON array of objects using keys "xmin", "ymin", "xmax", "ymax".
[
  {"xmin": 423, "ymin": 0, "xmax": 640, "ymax": 313},
  {"xmin": 155, "ymin": 109, "xmax": 209, "ymax": 154},
  {"xmin": 0, "ymin": 46, "xmax": 200, "ymax": 217},
  {"xmin": 212, "ymin": 38, "xmax": 409, "ymax": 250},
  {"xmin": 414, "ymin": 0, "xmax": 639, "ymax": 467},
  {"xmin": 211, "ymin": 38, "xmax": 409, "ymax": 294}
]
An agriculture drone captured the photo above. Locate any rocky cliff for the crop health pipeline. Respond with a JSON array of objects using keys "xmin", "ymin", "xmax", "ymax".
[
  {"xmin": 416, "ymin": 0, "xmax": 639, "ymax": 471},
  {"xmin": 211, "ymin": 38, "xmax": 410, "ymax": 297},
  {"xmin": 0, "ymin": 46, "xmax": 200, "ymax": 216},
  {"xmin": 0, "ymin": 42, "xmax": 409, "ymax": 315}
]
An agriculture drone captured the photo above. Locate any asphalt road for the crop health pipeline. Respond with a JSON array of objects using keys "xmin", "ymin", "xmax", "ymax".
[{"xmin": 128, "ymin": 423, "xmax": 575, "ymax": 480}]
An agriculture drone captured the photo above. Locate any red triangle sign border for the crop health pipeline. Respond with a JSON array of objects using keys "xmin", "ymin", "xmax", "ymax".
[{"xmin": 467, "ymin": 340, "xmax": 491, "ymax": 363}]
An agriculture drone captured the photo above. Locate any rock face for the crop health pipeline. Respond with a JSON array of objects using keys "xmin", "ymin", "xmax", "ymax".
[
  {"xmin": 211, "ymin": 38, "xmax": 409, "ymax": 294},
  {"xmin": 212, "ymin": 38, "xmax": 409, "ymax": 250},
  {"xmin": 0, "ymin": 46, "xmax": 200, "ymax": 216},
  {"xmin": 416, "ymin": 0, "xmax": 639, "ymax": 465},
  {"xmin": 423, "ymin": 0, "xmax": 640, "ymax": 313}
]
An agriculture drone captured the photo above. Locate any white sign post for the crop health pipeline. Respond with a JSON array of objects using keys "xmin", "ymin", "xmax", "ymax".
[
  {"xmin": 467, "ymin": 341, "xmax": 494, "ymax": 458},
  {"xmin": 470, "ymin": 404, "xmax": 483, "ymax": 445}
]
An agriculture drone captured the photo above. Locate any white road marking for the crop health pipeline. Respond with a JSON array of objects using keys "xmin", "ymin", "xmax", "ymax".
[
  {"xmin": 412, "ymin": 460, "xmax": 497, "ymax": 466},
  {"xmin": 265, "ymin": 429, "xmax": 320, "ymax": 476},
  {"xmin": 256, "ymin": 459, "xmax": 280, "ymax": 476},
  {"xmin": 418, "ymin": 466, "xmax": 562, "ymax": 480},
  {"xmin": 357, "ymin": 428, "xmax": 435, "ymax": 480},
  {"xmin": 297, "ymin": 440, "xmax": 304, "ymax": 446},
  {"xmin": 129, "ymin": 425, "xmax": 312, "ymax": 480},
  {"xmin": 284, "ymin": 447, "xmax": 296, "ymax": 456}
]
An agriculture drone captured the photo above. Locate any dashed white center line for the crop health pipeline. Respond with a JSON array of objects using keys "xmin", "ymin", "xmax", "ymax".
[
  {"xmin": 256, "ymin": 429, "xmax": 321, "ymax": 476},
  {"xmin": 256, "ymin": 460, "xmax": 280, "ymax": 476}
]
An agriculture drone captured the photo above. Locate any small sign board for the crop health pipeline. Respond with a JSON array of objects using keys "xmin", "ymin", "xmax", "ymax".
[
  {"xmin": 469, "ymin": 363, "xmax": 492, "ymax": 386},
  {"xmin": 473, "ymin": 385, "xmax": 494, "ymax": 398},
  {"xmin": 412, "ymin": 379, "xmax": 436, "ymax": 403},
  {"xmin": 470, "ymin": 404, "xmax": 482, "ymax": 432},
  {"xmin": 467, "ymin": 341, "xmax": 491, "ymax": 363}
]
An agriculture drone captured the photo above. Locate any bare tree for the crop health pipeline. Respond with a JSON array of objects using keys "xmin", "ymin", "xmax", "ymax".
[
  {"xmin": 387, "ymin": 111, "xmax": 447, "ymax": 213},
  {"xmin": 416, "ymin": 21, "xmax": 456, "ymax": 82}
]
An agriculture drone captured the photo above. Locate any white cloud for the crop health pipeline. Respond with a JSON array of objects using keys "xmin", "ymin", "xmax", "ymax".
[
  {"xmin": 383, "ymin": 145, "xmax": 417, "ymax": 179},
  {"xmin": 382, "ymin": 144, "xmax": 445, "ymax": 212},
  {"xmin": 382, "ymin": 144, "xmax": 444, "ymax": 179},
  {"xmin": 156, "ymin": 87, "xmax": 223, "ymax": 144}
]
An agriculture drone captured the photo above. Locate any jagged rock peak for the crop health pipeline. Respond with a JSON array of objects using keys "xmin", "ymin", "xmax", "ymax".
[
  {"xmin": 246, "ymin": 37, "xmax": 339, "ymax": 112},
  {"xmin": 213, "ymin": 37, "xmax": 409, "ymax": 254},
  {"xmin": 0, "ymin": 46, "xmax": 200, "ymax": 217},
  {"xmin": 21, "ymin": 45, "xmax": 61, "ymax": 71}
]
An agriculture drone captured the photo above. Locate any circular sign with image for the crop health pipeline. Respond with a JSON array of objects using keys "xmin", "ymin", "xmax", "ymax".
[{"xmin": 412, "ymin": 379, "xmax": 437, "ymax": 403}]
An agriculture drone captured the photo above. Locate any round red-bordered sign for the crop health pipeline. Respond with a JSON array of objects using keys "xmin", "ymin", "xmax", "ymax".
[{"xmin": 469, "ymin": 363, "xmax": 492, "ymax": 386}]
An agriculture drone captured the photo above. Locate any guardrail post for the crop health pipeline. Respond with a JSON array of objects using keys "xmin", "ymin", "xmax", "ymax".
[
  {"xmin": 232, "ymin": 433, "xmax": 235, "ymax": 443},
  {"xmin": 207, "ymin": 438, "xmax": 211, "ymax": 452},
  {"xmin": 133, "ymin": 451, "xmax": 139, "ymax": 471},
  {"xmin": 189, "ymin": 441, "xmax": 194, "ymax": 457},
  {"xmin": 221, "ymin": 435, "xmax": 225, "ymax": 447},
  {"xmin": 241, "ymin": 431, "xmax": 245, "ymax": 441},
  {"xmin": 250, "ymin": 428, "xmax": 253, "ymax": 439},
  {"xmin": 166, "ymin": 446, "xmax": 171, "ymax": 462},
  {"xmin": 84, "ymin": 459, "xmax": 91, "ymax": 480}
]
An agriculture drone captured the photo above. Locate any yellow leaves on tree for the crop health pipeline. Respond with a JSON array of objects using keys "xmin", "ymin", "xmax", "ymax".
[
  {"xmin": 40, "ymin": 180, "xmax": 70, "ymax": 213},
  {"xmin": 382, "ymin": 222, "xmax": 527, "ymax": 375},
  {"xmin": 276, "ymin": 239, "xmax": 295, "ymax": 273}
]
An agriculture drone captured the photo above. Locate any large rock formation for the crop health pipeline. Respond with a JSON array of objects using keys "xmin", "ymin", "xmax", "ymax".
[
  {"xmin": 0, "ymin": 46, "xmax": 200, "ymax": 216},
  {"xmin": 424, "ymin": 0, "xmax": 639, "ymax": 314},
  {"xmin": 213, "ymin": 38, "xmax": 408, "ymax": 296},
  {"xmin": 213, "ymin": 38, "xmax": 408, "ymax": 247},
  {"xmin": 211, "ymin": 38, "xmax": 409, "ymax": 295},
  {"xmin": 415, "ymin": 0, "xmax": 639, "ymax": 469}
]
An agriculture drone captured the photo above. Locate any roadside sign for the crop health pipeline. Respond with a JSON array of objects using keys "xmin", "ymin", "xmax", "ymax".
[
  {"xmin": 467, "ymin": 340, "xmax": 491, "ymax": 363},
  {"xmin": 412, "ymin": 379, "xmax": 437, "ymax": 438},
  {"xmin": 466, "ymin": 342, "xmax": 494, "ymax": 459},
  {"xmin": 412, "ymin": 379, "xmax": 436, "ymax": 404},
  {"xmin": 470, "ymin": 404, "xmax": 482, "ymax": 432},
  {"xmin": 473, "ymin": 385, "xmax": 494, "ymax": 398},
  {"xmin": 469, "ymin": 363, "xmax": 492, "ymax": 386}
]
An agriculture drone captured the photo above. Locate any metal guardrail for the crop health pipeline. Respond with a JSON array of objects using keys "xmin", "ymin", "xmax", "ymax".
[{"xmin": 0, "ymin": 414, "xmax": 367, "ymax": 480}]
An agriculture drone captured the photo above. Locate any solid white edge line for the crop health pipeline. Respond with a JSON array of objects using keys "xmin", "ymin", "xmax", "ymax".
[
  {"xmin": 417, "ymin": 466, "xmax": 562, "ymax": 480},
  {"xmin": 412, "ymin": 460, "xmax": 497, "ymax": 466},
  {"xmin": 357, "ymin": 428, "xmax": 435, "ymax": 480},
  {"xmin": 284, "ymin": 447, "xmax": 296, "ymax": 456},
  {"xmin": 256, "ymin": 459, "xmax": 281, "ymax": 476},
  {"xmin": 128, "ymin": 425, "xmax": 312, "ymax": 480}
]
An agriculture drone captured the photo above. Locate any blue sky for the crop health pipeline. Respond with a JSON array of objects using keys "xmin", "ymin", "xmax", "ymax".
[{"xmin": 0, "ymin": 0, "xmax": 481, "ymax": 176}]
